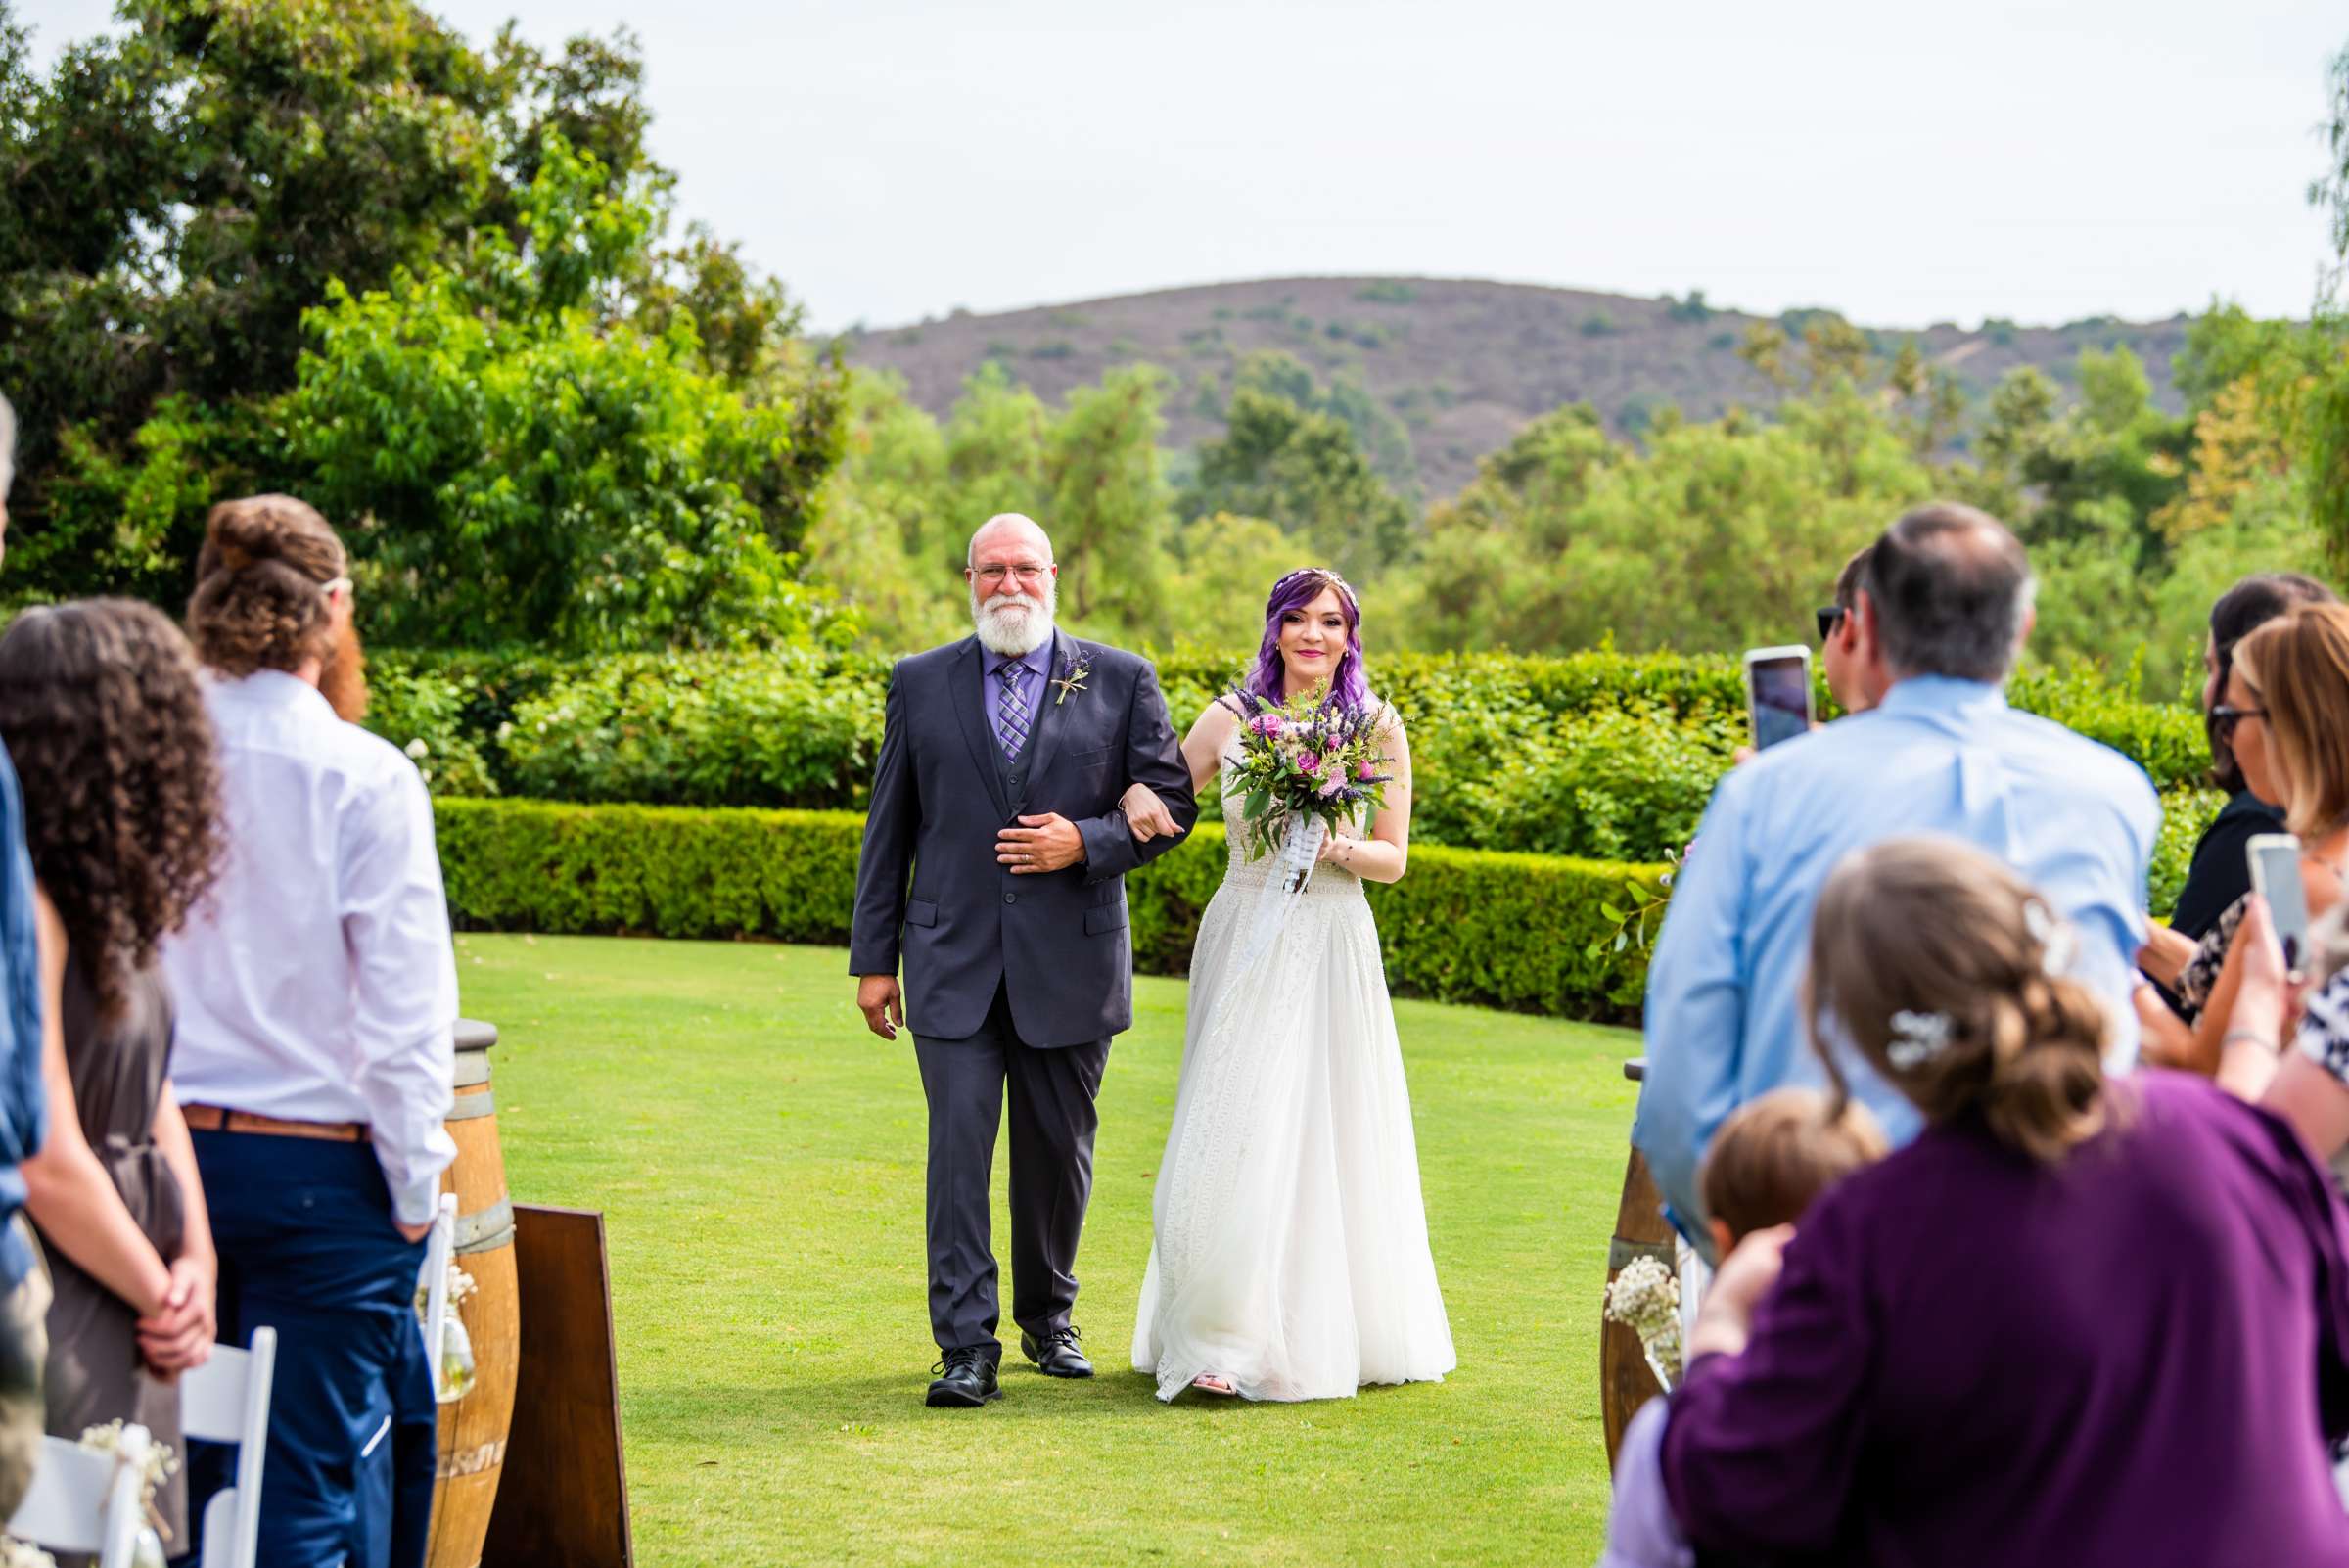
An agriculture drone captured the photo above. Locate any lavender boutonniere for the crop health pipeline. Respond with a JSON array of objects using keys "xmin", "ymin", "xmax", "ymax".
[{"xmin": 1052, "ymin": 648, "xmax": 1093, "ymax": 707}]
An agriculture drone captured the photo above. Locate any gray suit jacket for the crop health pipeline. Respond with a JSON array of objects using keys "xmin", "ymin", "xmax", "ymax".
[{"xmin": 849, "ymin": 629, "xmax": 1199, "ymax": 1046}]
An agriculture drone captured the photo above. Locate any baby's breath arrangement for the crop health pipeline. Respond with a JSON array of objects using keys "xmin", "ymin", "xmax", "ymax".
[
  {"xmin": 0, "ymin": 1539, "xmax": 58, "ymax": 1568},
  {"xmin": 1603, "ymin": 1254, "xmax": 1683, "ymax": 1388},
  {"xmin": 78, "ymin": 1420, "xmax": 176, "ymax": 1560}
]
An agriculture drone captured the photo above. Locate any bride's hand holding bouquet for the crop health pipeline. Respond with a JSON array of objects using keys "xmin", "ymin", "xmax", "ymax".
[{"xmin": 1220, "ymin": 685, "xmax": 1391, "ymax": 872}]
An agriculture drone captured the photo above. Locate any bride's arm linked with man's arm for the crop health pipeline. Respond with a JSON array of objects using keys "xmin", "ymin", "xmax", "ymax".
[{"xmin": 1049, "ymin": 654, "xmax": 1198, "ymax": 880}]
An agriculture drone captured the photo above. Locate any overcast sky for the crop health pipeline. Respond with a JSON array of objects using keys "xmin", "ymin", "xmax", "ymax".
[{"xmin": 21, "ymin": 0, "xmax": 2349, "ymax": 333}]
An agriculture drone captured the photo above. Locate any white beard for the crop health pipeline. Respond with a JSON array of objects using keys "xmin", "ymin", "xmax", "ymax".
[{"xmin": 972, "ymin": 582, "xmax": 1056, "ymax": 657}]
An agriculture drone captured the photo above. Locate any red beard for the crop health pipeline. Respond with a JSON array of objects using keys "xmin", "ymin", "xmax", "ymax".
[{"xmin": 319, "ymin": 616, "xmax": 368, "ymax": 724}]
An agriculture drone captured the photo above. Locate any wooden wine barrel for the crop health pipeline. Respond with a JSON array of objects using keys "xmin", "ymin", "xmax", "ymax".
[
  {"xmin": 426, "ymin": 1019, "xmax": 522, "ymax": 1568},
  {"xmin": 1601, "ymin": 1058, "xmax": 1674, "ymax": 1472}
]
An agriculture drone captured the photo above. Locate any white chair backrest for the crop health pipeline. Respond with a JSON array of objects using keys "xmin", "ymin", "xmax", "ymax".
[
  {"xmin": 180, "ymin": 1324, "xmax": 277, "ymax": 1568},
  {"xmin": 9, "ymin": 1426, "xmax": 150, "ymax": 1567},
  {"xmin": 421, "ymin": 1190, "xmax": 457, "ymax": 1399}
]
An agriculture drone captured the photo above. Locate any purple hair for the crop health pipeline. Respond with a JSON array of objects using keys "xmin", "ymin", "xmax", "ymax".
[{"xmin": 1248, "ymin": 568, "xmax": 1369, "ymax": 709}]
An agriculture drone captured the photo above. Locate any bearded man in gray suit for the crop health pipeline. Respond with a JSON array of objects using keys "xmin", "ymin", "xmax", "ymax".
[{"xmin": 851, "ymin": 513, "xmax": 1198, "ymax": 1407}]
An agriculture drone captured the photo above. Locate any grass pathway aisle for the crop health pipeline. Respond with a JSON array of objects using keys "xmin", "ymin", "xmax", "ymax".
[{"xmin": 457, "ymin": 934, "xmax": 1639, "ymax": 1566}]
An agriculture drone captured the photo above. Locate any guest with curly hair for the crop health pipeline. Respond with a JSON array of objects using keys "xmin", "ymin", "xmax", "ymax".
[
  {"xmin": 2, "ymin": 598, "xmax": 225, "ymax": 1545},
  {"xmin": 164, "ymin": 494, "xmax": 457, "ymax": 1568}
]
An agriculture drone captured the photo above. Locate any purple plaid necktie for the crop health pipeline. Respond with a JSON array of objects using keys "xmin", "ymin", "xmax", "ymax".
[{"xmin": 993, "ymin": 660, "xmax": 1031, "ymax": 761}]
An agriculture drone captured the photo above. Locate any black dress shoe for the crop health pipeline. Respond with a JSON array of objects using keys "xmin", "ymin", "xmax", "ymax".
[
  {"xmin": 926, "ymin": 1347, "xmax": 1001, "ymax": 1407},
  {"xmin": 1020, "ymin": 1326, "xmax": 1094, "ymax": 1378}
]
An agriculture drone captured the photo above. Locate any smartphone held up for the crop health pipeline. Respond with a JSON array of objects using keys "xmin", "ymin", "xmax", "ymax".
[
  {"xmin": 2247, "ymin": 833, "xmax": 2313, "ymax": 976},
  {"xmin": 1743, "ymin": 646, "xmax": 1813, "ymax": 753}
]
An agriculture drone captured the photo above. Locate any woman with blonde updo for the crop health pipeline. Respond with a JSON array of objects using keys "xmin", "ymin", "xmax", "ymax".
[{"xmin": 1655, "ymin": 836, "xmax": 2349, "ymax": 1567}]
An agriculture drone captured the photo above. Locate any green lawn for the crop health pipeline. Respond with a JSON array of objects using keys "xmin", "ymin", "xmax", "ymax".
[{"xmin": 458, "ymin": 933, "xmax": 1642, "ymax": 1566}]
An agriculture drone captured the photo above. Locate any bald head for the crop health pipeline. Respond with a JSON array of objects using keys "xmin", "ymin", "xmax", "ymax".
[
  {"xmin": 1865, "ymin": 502, "xmax": 2035, "ymax": 684},
  {"xmin": 967, "ymin": 513, "xmax": 1053, "ymax": 571}
]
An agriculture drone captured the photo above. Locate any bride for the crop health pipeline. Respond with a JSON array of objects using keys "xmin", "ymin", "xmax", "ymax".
[{"xmin": 1119, "ymin": 567, "xmax": 1454, "ymax": 1403}]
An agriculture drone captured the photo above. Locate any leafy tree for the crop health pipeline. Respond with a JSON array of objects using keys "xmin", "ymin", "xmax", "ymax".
[
  {"xmin": 1404, "ymin": 392, "xmax": 1918, "ymax": 656},
  {"xmin": 1046, "ymin": 365, "xmax": 1174, "ymax": 638},
  {"xmin": 2307, "ymin": 39, "xmax": 2349, "ymax": 573},
  {"xmin": 940, "ymin": 361, "xmax": 1052, "ymax": 556},
  {"xmin": 1225, "ymin": 351, "xmax": 1416, "ymax": 493},
  {"xmin": 0, "ymin": 0, "xmax": 841, "ymax": 638},
  {"xmin": 283, "ymin": 137, "xmax": 846, "ymax": 653},
  {"xmin": 805, "ymin": 374, "xmax": 965, "ymax": 654},
  {"xmin": 1184, "ymin": 384, "xmax": 1415, "ymax": 580}
]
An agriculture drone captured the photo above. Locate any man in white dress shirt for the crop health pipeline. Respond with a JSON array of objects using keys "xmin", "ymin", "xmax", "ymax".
[{"xmin": 161, "ymin": 495, "xmax": 458, "ymax": 1568}]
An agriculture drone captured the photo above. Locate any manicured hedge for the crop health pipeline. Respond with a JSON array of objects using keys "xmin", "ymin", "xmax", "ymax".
[
  {"xmin": 378, "ymin": 646, "xmax": 2216, "ymax": 866},
  {"xmin": 433, "ymin": 799, "xmax": 1666, "ymax": 1023}
]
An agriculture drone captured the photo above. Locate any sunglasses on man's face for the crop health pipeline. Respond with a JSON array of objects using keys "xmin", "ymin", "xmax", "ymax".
[{"xmin": 1815, "ymin": 605, "xmax": 1847, "ymax": 643}]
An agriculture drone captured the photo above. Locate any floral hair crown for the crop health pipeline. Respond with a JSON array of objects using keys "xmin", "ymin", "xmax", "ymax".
[{"xmin": 1271, "ymin": 567, "xmax": 1359, "ymax": 613}]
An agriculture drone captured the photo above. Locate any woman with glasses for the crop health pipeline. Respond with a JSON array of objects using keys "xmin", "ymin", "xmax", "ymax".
[
  {"xmin": 2137, "ymin": 576, "xmax": 2334, "ymax": 1028},
  {"xmin": 2181, "ymin": 577, "xmax": 2334, "ymax": 938},
  {"xmin": 2142, "ymin": 598, "xmax": 2349, "ymax": 1073}
]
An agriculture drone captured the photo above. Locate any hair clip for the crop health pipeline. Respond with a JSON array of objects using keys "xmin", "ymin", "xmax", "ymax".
[{"xmin": 1886, "ymin": 1009, "xmax": 1954, "ymax": 1071}]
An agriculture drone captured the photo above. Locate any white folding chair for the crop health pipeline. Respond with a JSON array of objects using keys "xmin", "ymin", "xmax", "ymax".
[
  {"xmin": 419, "ymin": 1190, "xmax": 458, "ymax": 1400},
  {"xmin": 180, "ymin": 1323, "xmax": 277, "ymax": 1568},
  {"xmin": 8, "ymin": 1425, "xmax": 153, "ymax": 1568}
]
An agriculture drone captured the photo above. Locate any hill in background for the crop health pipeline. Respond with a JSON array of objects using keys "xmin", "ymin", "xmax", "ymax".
[{"xmin": 841, "ymin": 276, "xmax": 2192, "ymax": 500}]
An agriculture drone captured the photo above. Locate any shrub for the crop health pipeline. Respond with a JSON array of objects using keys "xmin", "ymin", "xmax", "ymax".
[
  {"xmin": 435, "ymin": 801, "xmax": 1664, "ymax": 1022},
  {"xmin": 499, "ymin": 653, "xmax": 888, "ymax": 808},
  {"xmin": 1419, "ymin": 706, "xmax": 1740, "ymax": 862},
  {"xmin": 2006, "ymin": 666, "xmax": 2207, "ymax": 791},
  {"xmin": 365, "ymin": 662, "xmax": 498, "ymax": 797},
  {"xmin": 2150, "ymin": 785, "xmax": 2226, "ymax": 918},
  {"xmin": 386, "ymin": 647, "xmax": 2217, "ymax": 857}
]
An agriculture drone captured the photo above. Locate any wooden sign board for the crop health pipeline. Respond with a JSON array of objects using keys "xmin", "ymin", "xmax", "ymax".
[{"xmin": 482, "ymin": 1205, "xmax": 633, "ymax": 1566}]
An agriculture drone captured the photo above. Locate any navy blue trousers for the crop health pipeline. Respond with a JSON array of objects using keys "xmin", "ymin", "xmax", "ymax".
[{"xmin": 185, "ymin": 1131, "xmax": 435, "ymax": 1568}]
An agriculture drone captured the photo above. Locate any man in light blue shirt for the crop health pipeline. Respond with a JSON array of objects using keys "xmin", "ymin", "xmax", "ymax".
[{"xmin": 1635, "ymin": 503, "xmax": 2159, "ymax": 1248}]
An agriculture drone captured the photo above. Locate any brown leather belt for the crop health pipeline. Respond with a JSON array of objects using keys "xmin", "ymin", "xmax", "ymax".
[{"xmin": 182, "ymin": 1104, "xmax": 371, "ymax": 1143}]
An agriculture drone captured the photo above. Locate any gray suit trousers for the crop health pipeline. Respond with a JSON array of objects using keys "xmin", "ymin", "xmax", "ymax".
[{"xmin": 913, "ymin": 985, "xmax": 1109, "ymax": 1358}]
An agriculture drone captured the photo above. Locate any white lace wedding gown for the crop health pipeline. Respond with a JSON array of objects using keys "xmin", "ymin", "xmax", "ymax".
[{"xmin": 1130, "ymin": 747, "xmax": 1456, "ymax": 1402}]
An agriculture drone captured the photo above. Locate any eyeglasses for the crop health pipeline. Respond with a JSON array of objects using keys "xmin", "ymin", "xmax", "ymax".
[
  {"xmin": 1815, "ymin": 605, "xmax": 1846, "ymax": 642},
  {"xmin": 974, "ymin": 564, "xmax": 1050, "ymax": 586},
  {"xmin": 2210, "ymin": 704, "xmax": 2268, "ymax": 732}
]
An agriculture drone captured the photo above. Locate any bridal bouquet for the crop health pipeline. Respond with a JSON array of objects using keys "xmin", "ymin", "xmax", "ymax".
[{"xmin": 1221, "ymin": 687, "xmax": 1393, "ymax": 865}]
